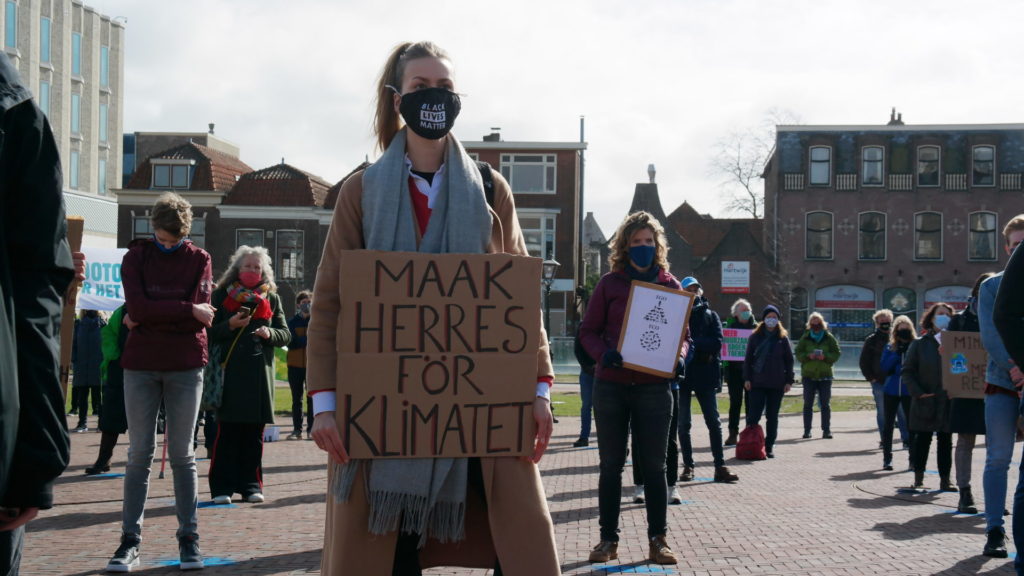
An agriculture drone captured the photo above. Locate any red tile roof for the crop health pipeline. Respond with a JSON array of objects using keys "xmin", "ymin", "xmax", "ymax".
[
  {"xmin": 126, "ymin": 141, "xmax": 253, "ymax": 193},
  {"xmin": 224, "ymin": 163, "xmax": 332, "ymax": 207},
  {"xmin": 324, "ymin": 161, "xmax": 371, "ymax": 210},
  {"xmin": 668, "ymin": 201, "xmax": 763, "ymax": 259}
]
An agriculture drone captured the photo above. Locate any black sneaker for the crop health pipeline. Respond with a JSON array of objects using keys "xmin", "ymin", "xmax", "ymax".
[
  {"xmin": 106, "ymin": 534, "xmax": 141, "ymax": 572},
  {"xmin": 983, "ymin": 527, "xmax": 1008, "ymax": 558},
  {"xmin": 572, "ymin": 437, "xmax": 589, "ymax": 448},
  {"xmin": 179, "ymin": 533, "xmax": 204, "ymax": 570}
]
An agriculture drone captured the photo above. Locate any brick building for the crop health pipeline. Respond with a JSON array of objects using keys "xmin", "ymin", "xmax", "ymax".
[{"xmin": 763, "ymin": 116, "xmax": 1024, "ymax": 341}]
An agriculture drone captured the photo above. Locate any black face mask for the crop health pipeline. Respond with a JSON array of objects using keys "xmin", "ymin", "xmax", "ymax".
[
  {"xmin": 878, "ymin": 322, "xmax": 891, "ymax": 332},
  {"xmin": 393, "ymin": 87, "xmax": 461, "ymax": 140},
  {"xmin": 896, "ymin": 328, "xmax": 914, "ymax": 340}
]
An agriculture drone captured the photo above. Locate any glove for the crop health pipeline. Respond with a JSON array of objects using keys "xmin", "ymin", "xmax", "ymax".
[
  {"xmin": 674, "ymin": 359, "xmax": 686, "ymax": 380},
  {"xmin": 601, "ymin": 350, "xmax": 623, "ymax": 368}
]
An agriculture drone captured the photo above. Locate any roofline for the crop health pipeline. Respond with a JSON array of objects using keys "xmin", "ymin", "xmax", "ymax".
[
  {"xmin": 462, "ymin": 141, "xmax": 588, "ymax": 151},
  {"xmin": 115, "ymin": 189, "xmax": 227, "ymax": 208},
  {"xmin": 132, "ymin": 131, "xmax": 241, "ymax": 147},
  {"xmin": 777, "ymin": 123, "xmax": 1024, "ymax": 132}
]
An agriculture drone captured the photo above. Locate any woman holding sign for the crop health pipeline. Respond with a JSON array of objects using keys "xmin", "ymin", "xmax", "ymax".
[
  {"xmin": 306, "ymin": 42, "xmax": 558, "ymax": 576},
  {"xmin": 579, "ymin": 210, "xmax": 685, "ymax": 566},
  {"xmin": 903, "ymin": 302, "xmax": 956, "ymax": 492}
]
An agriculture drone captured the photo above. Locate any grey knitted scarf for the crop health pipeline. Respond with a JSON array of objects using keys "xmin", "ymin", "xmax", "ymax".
[{"xmin": 331, "ymin": 128, "xmax": 492, "ymax": 545}]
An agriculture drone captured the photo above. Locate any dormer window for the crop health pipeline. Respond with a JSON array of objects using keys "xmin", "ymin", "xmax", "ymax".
[{"xmin": 152, "ymin": 159, "xmax": 194, "ymax": 189}]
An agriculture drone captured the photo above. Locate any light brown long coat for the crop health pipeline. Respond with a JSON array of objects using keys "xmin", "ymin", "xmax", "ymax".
[{"xmin": 307, "ymin": 168, "xmax": 561, "ymax": 575}]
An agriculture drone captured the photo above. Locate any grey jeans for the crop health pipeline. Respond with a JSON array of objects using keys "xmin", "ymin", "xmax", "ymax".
[
  {"xmin": 955, "ymin": 433, "xmax": 976, "ymax": 488},
  {"xmin": 0, "ymin": 526, "xmax": 24, "ymax": 576},
  {"xmin": 122, "ymin": 368, "xmax": 202, "ymax": 540}
]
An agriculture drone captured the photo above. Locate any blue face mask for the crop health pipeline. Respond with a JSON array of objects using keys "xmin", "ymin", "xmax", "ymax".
[
  {"xmin": 628, "ymin": 245, "xmax": 656, "ymax": 269},
  {"xmin": 810, "ymin": 330, "xmax": 825, "ymax": 342},
  {"xmin": 153, "ymin": 234, "xmax": 184, "ymax": 254},
  {"xmin": 933, "ymin": 314, "xmax": 951, "ymax": 331},
  {"xmin": 739, "ymin": 310, "xmax": 752, "ymax": 322}
]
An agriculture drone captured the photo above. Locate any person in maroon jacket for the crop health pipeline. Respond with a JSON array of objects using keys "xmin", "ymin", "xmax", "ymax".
[
  {"xmin": 105, "ymin": 192, "xmax": 214, "ymax": 573},
  {"xmin": 579, "ymin": 211, "xmax": 689, "ymax": 566}
]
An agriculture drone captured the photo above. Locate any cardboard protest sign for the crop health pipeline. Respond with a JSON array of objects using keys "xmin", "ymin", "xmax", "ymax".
[
  {"xmin": 617, "ymin": 281, "xmax": 694, "ymax": 378},
  {"xmin": 721, "ymin": 328, "xmax": 753, "ymax": 362},
  {"xmin": 941, "ymin": 331, "xmax": 987, "ymax": 400},
  {"xmin": 337, "ymin": 250, "xmax": 542, "ymax": 459}
]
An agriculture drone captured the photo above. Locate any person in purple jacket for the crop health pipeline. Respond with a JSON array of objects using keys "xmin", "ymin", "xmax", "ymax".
[
  {"xmin": 743, "ymin": 305, "xmax": 795, "ymax": 458},
  {"xmin": 105, "ymin": 192, "xmax": 214, "ymax": 573},
  {"xmin": 579, "ymin": 211, "xmax": 689, "ymax": 567}
]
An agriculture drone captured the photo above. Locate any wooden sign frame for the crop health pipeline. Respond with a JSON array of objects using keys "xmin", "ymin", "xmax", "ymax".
[{"xmin": 616, "ymin": 280, "xmax": 694, "ymax": 378}]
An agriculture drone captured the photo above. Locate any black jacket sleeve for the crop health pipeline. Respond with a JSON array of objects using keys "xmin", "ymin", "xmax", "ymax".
[
  {"xmin": 0, "ymin": 95, "xmax": 73, "ymax": 509},
  {"xmin": 995, "ymin": 245, "xmax": 1024, "ymax": 368}
]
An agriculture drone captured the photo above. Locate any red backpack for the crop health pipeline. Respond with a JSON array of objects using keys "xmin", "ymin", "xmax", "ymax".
[{"xmin": 736, "ymin": 424, "xmax": 766, "ymax": 460}]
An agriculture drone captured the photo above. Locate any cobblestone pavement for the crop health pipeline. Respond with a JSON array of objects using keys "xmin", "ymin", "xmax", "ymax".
[{"xmin": 22, "ymin": 408, "xmax": 1020, "ymax": 575}]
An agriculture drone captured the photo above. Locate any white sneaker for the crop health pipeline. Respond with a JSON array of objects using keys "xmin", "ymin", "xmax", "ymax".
[
  {"xmin": 212, "ymin": 495, "xmax": 231, "ymax": 505},
  {"xmin": 668, "ymin": 485, "xmax": 682, "ymax": 505},
  {"xmin": 633, "ymin": 485, "xmax": 645, "ymax": 503},
  {"xmin": 246, "ymin": 492, "xmax": 265, "ymax": 503}
]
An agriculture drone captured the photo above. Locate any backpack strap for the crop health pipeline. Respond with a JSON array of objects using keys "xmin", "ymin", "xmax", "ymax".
[{"xmin": 476, "ymin": 160, "xmax": 495, "ymax": 208}]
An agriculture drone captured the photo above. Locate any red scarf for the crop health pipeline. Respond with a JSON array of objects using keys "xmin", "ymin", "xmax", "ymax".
[{"xmin": 222, "ymin": 281, "xmax": 272, "ymax": 320}]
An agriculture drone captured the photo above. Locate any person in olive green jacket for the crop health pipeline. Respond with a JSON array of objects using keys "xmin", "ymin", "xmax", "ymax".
[
  {"xmin": 794, "ymin": 312, "xmax": 841, "ymax": 439},
  {"xmin": 207, "ymin": 246, "xmax": 290, "ymax": 505}
]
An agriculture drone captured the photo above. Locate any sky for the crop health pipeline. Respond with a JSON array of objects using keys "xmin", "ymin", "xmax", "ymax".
[{"xmin": 91, "ymin": 0, "xmax": 1024, "ymax": 237}]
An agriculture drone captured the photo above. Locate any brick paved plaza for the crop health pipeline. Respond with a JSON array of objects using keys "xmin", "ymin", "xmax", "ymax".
[{"xmin": 23, "ymin": 402, "xmax": 1021, "ymax": 575}]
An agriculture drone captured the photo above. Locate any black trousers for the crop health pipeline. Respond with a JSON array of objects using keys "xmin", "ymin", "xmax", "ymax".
[
  {"xmin": 913, "ymin": 430, "xmax": 953, "ymax": 479},
  {"xmin": 724, "ymin": 363, "xmax": 747, "ymax": 434},
  {"xmin": 209, "ymin": 421, "xmax": 264, "ymax": 498},
  {"xmin": 633, "ymin": 387, "xmax": 679, "ymax": 485},
  {"xmin": 392, "ymin": 458, "xmax": 503, "ymax": 576},
  {"xmin": 287, "ymin": 366, "xmax": 313, "ymax": 434}
]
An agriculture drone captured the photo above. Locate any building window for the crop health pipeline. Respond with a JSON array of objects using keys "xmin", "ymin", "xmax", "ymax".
[
  {"xmin": 805, "ymin": 211, "xmax": 833, "ymax": 259},
  {"xmin": 789, "ymin": 287, "xmax": 808, "ymax": 340},
  {"xmin": 71, "ymin": 32, "xmax": 81, "ymax": 76},
  {"xmin": 133, "ymin": 216, "xmax": 152, "ymax": 239},
  {"xmin": 69, "ymin": 150, "xmax": 79, "ymax": 189},
  {"xmin": 236, "ymin": 229, "xmax": 263, "ymax": 248},
  {"xmin": 100, "ymin": 45, "xmax": 109, "ymax": 87},
  {"xmin": 862, "ymin": 146, "xmax": 883, "ymax": 186},
  {"xmin": 499, "ymin": 154, "xmax": 556, "ymax": 194},
  {"xmin": 518, "ymin": 212, "xmax": 556, "ymax": 260},
  {"xmin": 40, "ymin": 17, "xmax": 50, "ymax": 62},
  {"xmin": 914, "ymin": 212, "xmax": 942, "ymax": 260},
  {"xmin": 38, "ymin": 81, "xmax": 48, "ymax": 116},
  {"xmin": 917, "ymin": 146, "xmax": 940, "ymax": 187},
  {"xmin": 969, "ymin": 211, "xmax": 997, "ymax": 261},
  {"xmin": 99, "ymin": 104, "xmax": 108, "ymax": 142},
  {"xmin": 276, "ymin": 230, "xmax": 303, "ymax": 280},
  {"xmin": 4, "ymin": 2, "xmax": 15, "ymax": 49},
  {"xmin": 152, "ymin": 162, "xmax": 191, "ymax": 189},
  {"xmin": 98, "ymin": 158, "xmax": 106, "ymax": 195},
  {"xmin": 858, "ymin": 211, "xmax": 886, "ymax": 260},
  {"xmin": 973, "ymin": 145, "xmax": 995, "ymax": 186},
  {"xmin": 70, "ymin": 93, "xmax": 80, "ymax": 134},
  {"xmin": 809, "ymin": 146, "xmax": 831, "ymax": 186},
  {"xmin": 188, "ymin": 217, "xmax": 205, "ymax": 248}
]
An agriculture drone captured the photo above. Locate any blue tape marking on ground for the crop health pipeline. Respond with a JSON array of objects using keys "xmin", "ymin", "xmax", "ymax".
[
  {"xmin": 585, "ymin": 446, "xmax": 599, "ymax": 450},
  {"xmin": 1010, "ymin": 552, "xmax": 1017, "ymax": 560},
  {"xmin": 693, "ymin": 477, "xmax": 714, "ymax": 482},
  {"xmin": 593, "ymin": 565, "xmax": 677, "ymax": 574},
  {"xmin": 93, "ymin": 473, "xmax": 124, "ymax": 478},
  {"xmin": 197, "ymin": 501, "xmax": 238, "ymax": 509},
  {"xmin": 925, "ymin": 470, "xmax": 939, "ymax": 475},
  {"xmin": 944, "ymin": 510, "xmax": 984, "ymax": 516},
  {"xmin": 154, "ymin": 557, "xmax": 236, "ymax": 567},
  {"xmin": 195, "ymin": 457, "xmax": 208, "ymax": 461}
]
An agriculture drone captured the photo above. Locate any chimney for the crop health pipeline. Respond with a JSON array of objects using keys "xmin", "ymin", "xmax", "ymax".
[
  {"xmin": 208, "ymin": 123, "xmax": 215, "ymax": 134},
  {"xmin": 887, "ymin": 109, "xmax": 905, "ymax": 126},
  {"xmin": 483, "ymin": 127, "xmax": 501, "ymax": 142},
  {"xmin": 647, "ymin": 164, "xmax": 656, "ymax": 184}
]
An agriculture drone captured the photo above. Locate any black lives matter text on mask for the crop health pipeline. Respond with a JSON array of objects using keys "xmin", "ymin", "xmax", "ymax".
[{"xmin": 336, "ymin": 251, "xmax": 542, "ymax": 459}]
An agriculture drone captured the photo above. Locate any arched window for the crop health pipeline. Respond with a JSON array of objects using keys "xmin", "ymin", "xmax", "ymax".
[
  {"xmin": 914, "ymin": 212, "xmax": 942, "ymax": 260},
  {"xmin": 858, "ymin": 212, "xmax": 886, "ymax": 260},
  {"xmin": 806, "ymin": 211, "xmax": 833, "ymax": 260},
  {"xmin": 862, "ymin": 146, "xmax": 884, "ymax": 186},
  {"xmin": 917, "ymin": 146, "xmax": 940, "ymax": 187},
  {"xmin": 809, "ymin": 146, "xmax": 831, "ymax": 186},
  {"xmin": 973, "ymin": 145, "xmax": 995, "ymax": 186},
  {"xmin": 968, "ymin": 211, "xmax": 997, "ymax": 261}
]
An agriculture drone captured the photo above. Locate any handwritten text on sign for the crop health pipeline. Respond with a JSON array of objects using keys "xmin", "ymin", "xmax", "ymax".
[
  {"xmin": 337, "ymin": 251, "xmax": 542, "ymax": 459},
  {"xmin": 941, "ymin": 330, "xmax": 988, "ymax": 400}
]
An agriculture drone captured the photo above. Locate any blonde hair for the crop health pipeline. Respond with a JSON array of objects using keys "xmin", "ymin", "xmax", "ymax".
[
  {"xmin": 872, "ymin": 308, "xmax": 893, "ymax": 323},
  {"xmin": 607, "ymin": 211, "xmax": 670, "ymax": 272},
  {"xmin": 374, "ymin": 41, "xmax": 451, "ymax": 152},
  {"xmin": 216, "ymin": 245, "xmax": 277, "ymax": 293},
  {"xmin": 889, "ymin": 315, "xmax": 915, "ymax": 346},
  {"xmin": 806, "ymin": 311, "xmax": 828, "ymax": 331},
  {"xmin": 150, "ymin": 192, "xmax": 193, "ymax": 238}
]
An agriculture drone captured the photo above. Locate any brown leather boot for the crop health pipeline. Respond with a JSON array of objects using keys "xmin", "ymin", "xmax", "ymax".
[
  {"xmin": 714, "ymin": 466, "xmax": 738, "ymax": 483},
  {"xmin": 649, "ymin": 535, "xmax": 678, "ymax": 565},
  {"xmin": 588, "ymin": 540, "xmax": 618, "ymax": 563},
  {"xmin": 724, "ymin": 430, "xmax": 738, "ymax": 446}
]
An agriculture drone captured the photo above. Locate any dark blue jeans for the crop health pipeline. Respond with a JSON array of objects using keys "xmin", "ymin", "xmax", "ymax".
[
  {"xmin": 579, "ymin": 370, "xmax": 594, "ymax": 439},
  {"xmin": 802, "ymin": 377, "xmax": 832, "ymax": 434},
  {"xmin": 0, "ymin": 525, "xmax": 24, "ymax": 576},
  {"xmin": 679, "ymin": 383, "xmax": 725, "ymax": 467},
  {"xmin": 593, "ymin": 378, "xmax": 672, "ymax": 541},
  {"xmin": 287, "ymin": 366, "xmax": 312, "ymax": 434},
  {"xmin": 746, "ymin": 387, "xmax": 785, "ymax": 452}
]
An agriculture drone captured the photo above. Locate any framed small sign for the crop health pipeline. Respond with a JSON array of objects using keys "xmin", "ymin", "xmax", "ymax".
[{"xmin": 616, "ymin": 281, "xmax": 694, "ymax": 378}]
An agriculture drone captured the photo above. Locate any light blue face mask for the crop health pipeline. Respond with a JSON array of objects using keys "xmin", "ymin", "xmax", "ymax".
[
  {"xmin": 933, "ymin": 314, "xmax": 951, "ymax": 331},
  {"xmin": 739, "ymin": 310, "xmax": 752, "ymax": 322}
]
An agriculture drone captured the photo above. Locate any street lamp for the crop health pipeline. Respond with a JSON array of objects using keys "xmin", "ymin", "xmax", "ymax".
[{"xmin": 542, "ymin": 259, "xmax": 560, "ymax": 338}]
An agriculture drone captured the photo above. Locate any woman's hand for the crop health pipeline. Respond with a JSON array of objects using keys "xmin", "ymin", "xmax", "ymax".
[
  {"xmin": 192, "ymin": 303, "xmax": 216, "ymax": 327},
  {"xmin": 253, "ymin": 326, "xmax": 271, "ymax": 340},
  {"xmin": 228, "ymin": 310, "xmax": 251, "ymax": 330},
  {"xmin": 527, "ymin": 397, "xmax": 553, "ymax": 463},
  {"xmin": 784, "ymin": 384, "xmax": 792, "ymax": 393},
  {"xmin": 744, "ymin": 381, "xmax": 751, "ymax": 391},
  {"xmin": 123, "ymin": 314, "xmax": 139, "ymax": 330},
  {"xmin": 0, "ymin": 507, "xmax": 38, "ymax": 532},
  {"xmin": 312, "ymin": 411, "xmax": 349, "ymax": 465},
  {"xmin": 918, "ymin": 393, "xmax": 936, "ymax": 399}
]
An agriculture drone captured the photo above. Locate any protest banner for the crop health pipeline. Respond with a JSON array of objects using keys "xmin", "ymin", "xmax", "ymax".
[
  {"xmin": 337, "ymin": 250, "xmax": 542, "ymax": 459},
  {"xmin": 721, "ymin": 328, "xmax": 753, "ymax": 362},
  {"xmin": 617, "ymin": 281, "xmax": 694, "ymax": 378},
  {"xmin": 77, "ymin": 246, "xmax": 128, "ymax": 311},
  {"xmin": 941, "ymin": 330, "xmax": 987, "ymax": 400}
]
